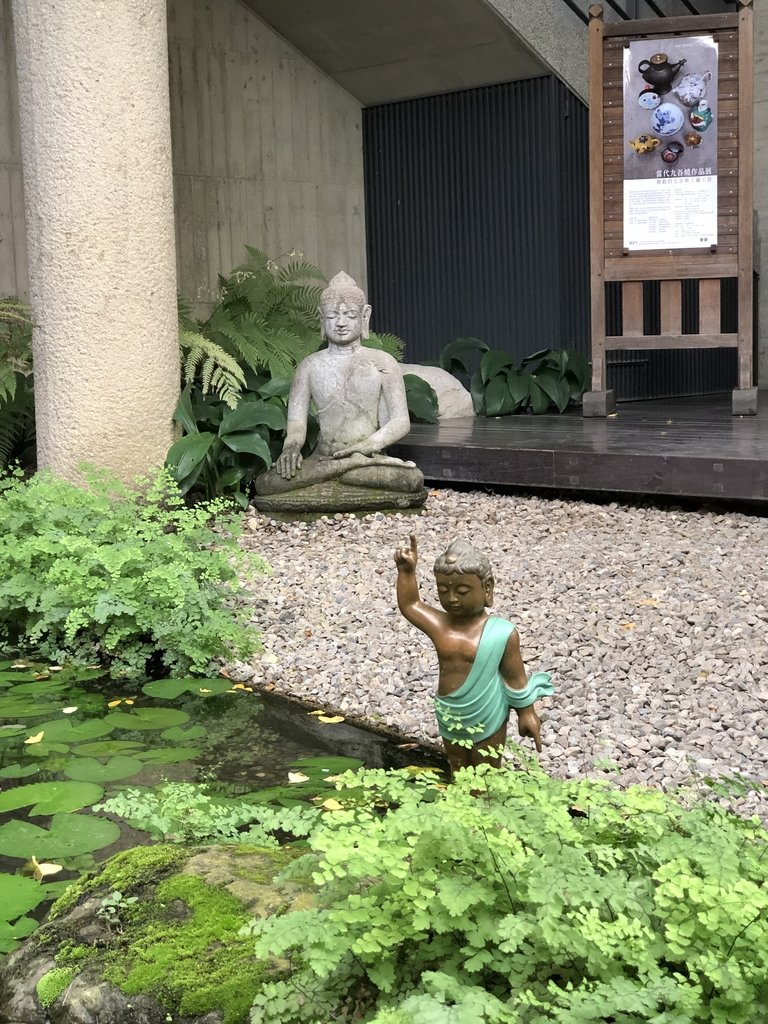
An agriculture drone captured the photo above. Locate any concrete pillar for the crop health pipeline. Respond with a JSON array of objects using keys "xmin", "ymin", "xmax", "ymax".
[{"xmin": 11, "ymin": 0, "xmax": 179, "ymax": 480}]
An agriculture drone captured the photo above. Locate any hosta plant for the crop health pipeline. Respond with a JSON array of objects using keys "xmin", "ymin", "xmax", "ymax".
[{"xmin": 438, "ymin": 337, "xmax": 591, "ymax": 417}]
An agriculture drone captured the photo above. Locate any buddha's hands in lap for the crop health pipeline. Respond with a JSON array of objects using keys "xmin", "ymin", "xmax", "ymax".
[
  {"xmin": 331, "ymin": 440, "xmax": 379, "ymax": 459},
  {"xmin": 275, "ymin": 443, "xmax": 303, "ymax": 479}
]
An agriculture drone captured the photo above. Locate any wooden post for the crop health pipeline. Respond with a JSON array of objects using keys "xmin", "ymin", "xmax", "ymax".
[
  {"xmin": 734, "ymin": 0, "xmax": 756, "ymax": 412},
  {"xmin": 583, "ymin": 4, "xmax": 616, "ymax": 417}
]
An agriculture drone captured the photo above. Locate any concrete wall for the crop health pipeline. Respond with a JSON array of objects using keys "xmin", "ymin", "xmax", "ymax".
[
  {"xmin": 0, "ymin": 0, "xmax": 366, "ymax": 309},
  {"xmin": 483, "ymin": 0, "xmax": 588, "ymax": 102},
  {"xmin": 0, "ymin": 0, "xmax": 25, "ymax": 297},
  {"xmin": 168, "ymin": 0, "xmax": 366, "ymax": 312}
]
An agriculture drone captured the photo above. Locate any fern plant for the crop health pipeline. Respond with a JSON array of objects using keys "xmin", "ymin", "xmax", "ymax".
[
  {"xmin": 0, "ymin": 299, "xmax": 35, "ymax": 470},
  {"xmin": 178, "ymin": 248, "xmax": 326, "ymax": 408}
]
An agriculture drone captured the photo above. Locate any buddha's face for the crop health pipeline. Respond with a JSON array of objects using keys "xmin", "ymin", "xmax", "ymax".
[
  {"xmin": 435, "ymin": 572, "xmax": 493, "ymax": 618},
  {"xmin": 321, "ymin": 300, "xmax": 371, "ymax": 345}
]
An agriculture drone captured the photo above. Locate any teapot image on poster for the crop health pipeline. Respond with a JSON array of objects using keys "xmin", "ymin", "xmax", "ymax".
[{"xmin": 623, "ymin": 33, "xmax": 718, "ymax": 251}]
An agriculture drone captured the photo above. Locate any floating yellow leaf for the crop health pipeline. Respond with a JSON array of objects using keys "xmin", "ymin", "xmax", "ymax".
[
  {"xmin": 321, "ymin": 799, "xmax": 343, "ymax": 811},
  {"xmin": 34, "ymin": 672, "xmax": 50, "ymax": 681},
  {"xmin": 317, "ymin": 715, "xmax": 345, "ymax": 724},
  {"xmin": 107, "ymin": 699, "xmax": 122, "ymax": 708},
  {"xmin": 24, "ymin": 731, "xmax": 45, "ymax": 745},
  {"xmin": 307, "ymin": 710, "xmax": 326, "ymax": 717},
  {"xmin": 324, "ymin": 775, "xmax": 341, "ymax": 783},
  {"xmin": 50, "ymin": 666, "xmax": 63, "ymax": 673},
  {"xmin": 287, "ymin": 772, "xmax": 310, "ymax": 784},
  {"xmin": 61, "ymin": 707, "xmax": 78, "ymax": 715},
  {"xmin": 232, "ymin": 683, "xmax": 246, "ymax": 690},
  {"xmin": 11, "ymin": 662, "xmax": 28, "ymax": 669},
  {"xmin": 397, "ymin": 742, "xmax": 419, "ymax": 750},
  {"xmin": 125, "ymin": 698, "xmax": 135, "ymax": 706},
  {"xmin": 199, "ymin": 688, "xmax": 211, "ymax": 694},
  {"xmin": 29, "ymin": 855, "xmax": 63, "ymax": 881}
]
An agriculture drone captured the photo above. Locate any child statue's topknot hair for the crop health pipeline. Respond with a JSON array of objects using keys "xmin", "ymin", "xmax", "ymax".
[{"xmin": 433, "ymin": 538, "xmax": 493, "ymax": 585}]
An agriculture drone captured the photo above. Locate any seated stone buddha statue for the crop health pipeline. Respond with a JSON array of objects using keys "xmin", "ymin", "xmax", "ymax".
[{"xmin": 253, "ymin": 272, "xmax": 426, "ymax": 513}]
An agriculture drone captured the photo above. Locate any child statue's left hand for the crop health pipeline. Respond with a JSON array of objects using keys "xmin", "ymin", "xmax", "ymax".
[{"xmin": 515, "ymin": 705, "xmax": 543, "ymax": 752}]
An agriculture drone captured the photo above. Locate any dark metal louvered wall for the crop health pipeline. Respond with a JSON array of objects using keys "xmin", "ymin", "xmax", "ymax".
[
  {"xmin": 363, "ymin": 77, "xmax": 591, "ymax": 367},
  {"xmin": 363, "ymin": 76, "xmax": 736, "ymax": 399}
]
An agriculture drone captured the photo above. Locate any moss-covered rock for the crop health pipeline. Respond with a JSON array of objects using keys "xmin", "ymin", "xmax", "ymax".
[{"xmin": 0, "ymin": 843, "xmax": 314, "ymax": 1024}]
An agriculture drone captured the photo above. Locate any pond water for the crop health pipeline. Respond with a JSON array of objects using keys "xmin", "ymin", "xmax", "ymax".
[{"xmin": 0, "ymin": 658, "xmax": 445, "ymax": 952}]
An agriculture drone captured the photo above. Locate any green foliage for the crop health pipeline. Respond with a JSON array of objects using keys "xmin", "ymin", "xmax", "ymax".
[
  {"xmin": 96, "ymin": 890, "xmax": 139, "ymax": 933},
  {"xmin": 36, "ymin": 966, "xmax": 77, "ymax": 1008},
  {"xmin": 166, "ymin": 381, "xmax": 288, "ymax": 507},
  {"xmin": 439, "ymin": 337, "xmax": 591, "ymax": 417},
  {"xmin": 245, "ymin": 762, "xmax": 768, "ymax": 1024},
  {"xmin": 95, "ymin": 781, "xmax": 320, "ymax": 846},
  {"xmin": 0, "ymin": 298, "xmax": 35, "ymax": 469},
  {"xmin": 403, "ymin": 373, "xmax": 439, "ymax": 424},
  {"xmin": 0, "ymin": 466, "xmax": 262, "ymax": 678}
]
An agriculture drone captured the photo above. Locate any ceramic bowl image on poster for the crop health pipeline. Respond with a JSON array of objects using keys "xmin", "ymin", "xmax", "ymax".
[
  {"xmin": 650, "ymin": 102, "xmax": 685, "ymax": 136},
  {"xmin": 638, "ymin": 88, "xmax": 662, "ymax": 110}
]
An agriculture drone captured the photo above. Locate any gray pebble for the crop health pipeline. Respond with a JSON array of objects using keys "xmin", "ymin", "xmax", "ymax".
[{"xmin": 231, "ymin": 487, "xmax": 768, "ymax": 822}]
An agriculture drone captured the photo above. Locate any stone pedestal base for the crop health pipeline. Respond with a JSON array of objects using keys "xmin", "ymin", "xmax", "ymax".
[
  {"xmin": 732, "ymin": 387, "xmax": 758, "ymax": 416},
  {"xmin": 582, "ymin": 390, "xmax": 617, "ymax": 417},
  {"xmin": 252, "ymin": 481, "xmax": 428, "ymax": 514}
]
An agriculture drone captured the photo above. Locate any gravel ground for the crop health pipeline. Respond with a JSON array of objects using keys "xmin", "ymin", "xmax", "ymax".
[{"xmin": 229, "ymin": 487, "xmax": 768, "ymax": 819}]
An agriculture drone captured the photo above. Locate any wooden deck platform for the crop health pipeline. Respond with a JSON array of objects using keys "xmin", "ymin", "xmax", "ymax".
[{"xmin": 390, "ymin": 392, "xmax": 768, "ymax": 503}]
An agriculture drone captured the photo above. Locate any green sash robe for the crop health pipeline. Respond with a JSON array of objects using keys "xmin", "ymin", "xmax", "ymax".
[{"xmin": 434, "ymin": 616, "xmax": 554, "ymax": 743}]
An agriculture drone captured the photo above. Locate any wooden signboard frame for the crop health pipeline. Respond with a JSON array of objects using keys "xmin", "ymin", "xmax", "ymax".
[{"xmin": 584, "ymin": 0, "xmax": 756, "ymax": 417}]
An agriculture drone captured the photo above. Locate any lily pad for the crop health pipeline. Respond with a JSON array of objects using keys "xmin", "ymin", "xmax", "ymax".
[
  {"xmin": 0, "ymin": 780, "xmax": 104, "ymax": 815},
  {"xmin": 0, "ymin": 813, "xmax": 120, "ymax": 859},
  {"xmin": 9, "ymin": 679, "xmax": 77, "ymax": 695},
  {"xmin": 134, "ymin": 746, "xmax": 201, "ymax": 764},
  {"xmin": 23, "ymin": 740, "xmax": 71, "ymax": 757},
  {"xmin": 160, "ymin": 725, "xmax": 206, "ymax": 742},
  {"xmin": 290, "ymin": 756, "xmax": 364, "ymax": 774},
  {"xmin": 0, "ymin": 725, "xmax": 27, "ymax": 740},
  {"xmin": 104, "ymin": 708, "xmax": 190, "ymax": 731},
  {"xmin": 0, "ymin": 763, "xmax": 40, "ymax": 780},
  {"xmin": 63, "ymin": 756, "xmax": 144, "ymax": 783},
  {"xmin": 0, "ymin": 916, "xmax": 38, "ymax": 954},
  {"xmin": 0, "ymin": 872, "xmax": 48, "ymax": 921},
  {"xmin": 0, "ymin": 698, "xmax": 56, "ymax": 719},
  {"xmin": 72, "ymin": 740, "xmax": 144, "ymax": 757},
  {"xmin": 32, "ymin": 719, "xmax": 115, "ymax": 743},
  {"xmin": 141, "ymin": 678, "xmax": 233, "ymax": 699}
]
